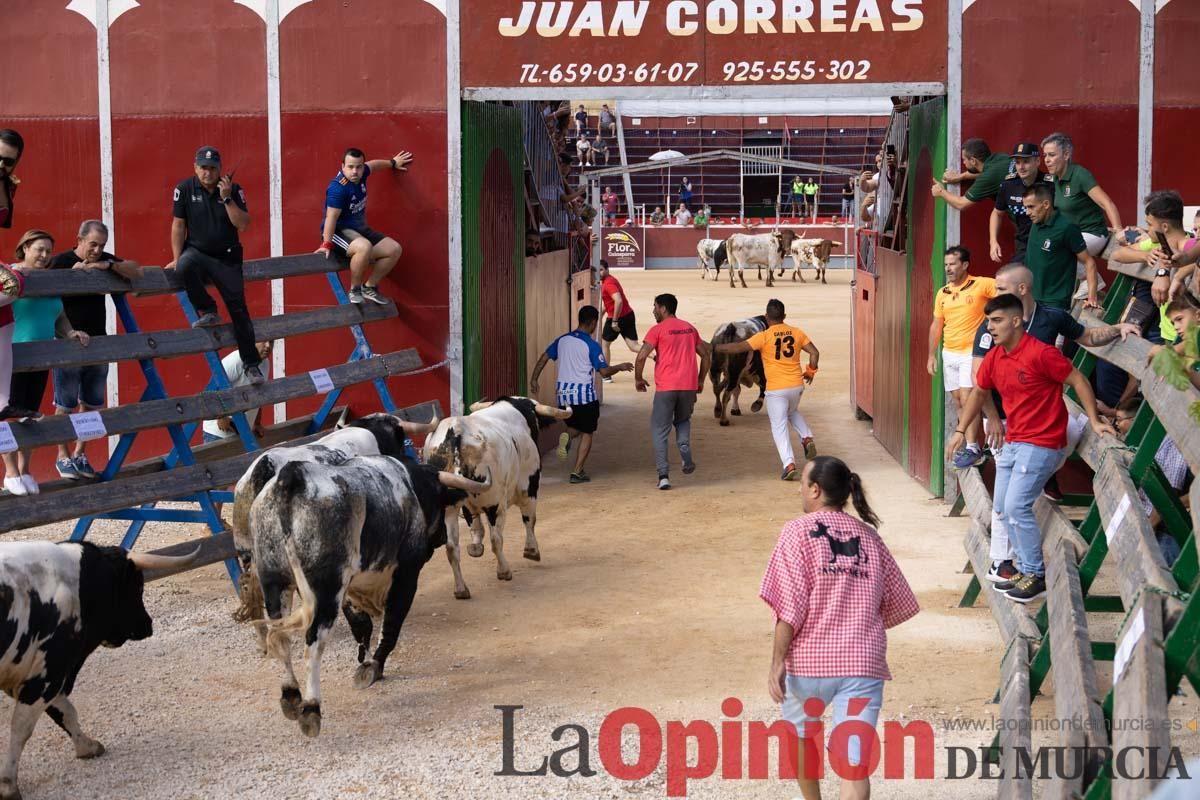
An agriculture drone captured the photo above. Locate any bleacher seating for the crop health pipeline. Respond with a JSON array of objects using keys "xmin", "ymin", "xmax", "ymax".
[{"xmin": 564, "ymin": 111, "xmax": 886, "ymax": 219}]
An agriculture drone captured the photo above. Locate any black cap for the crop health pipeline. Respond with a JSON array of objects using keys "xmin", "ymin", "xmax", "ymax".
[
  {"xmin": 194, "ymin": 146, "xmax": 221, "ymax": 167},
  {"xmin": 1012, "ymin": 142, "xmax": 1039, "ymax": 159}
]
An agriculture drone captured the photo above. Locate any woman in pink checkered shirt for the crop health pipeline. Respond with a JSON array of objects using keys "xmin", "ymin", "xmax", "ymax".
[{"xmin": 760, "ymin": 456, "xmax": 920, "ymax": 799}]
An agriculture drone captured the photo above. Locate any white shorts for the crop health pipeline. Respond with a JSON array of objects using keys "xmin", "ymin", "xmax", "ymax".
[
  {"xmin": 942, "ymin": 350, "xmax": 975, "ymax": 391},
  {"xmin": 1082, "ymin": 230, "xmax": 1117, "ymax": 260}
]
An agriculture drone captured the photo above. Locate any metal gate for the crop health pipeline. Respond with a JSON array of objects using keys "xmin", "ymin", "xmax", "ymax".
[{"xmin": 461, "ymin": 101, "xmax": 526, "ymax": 405}]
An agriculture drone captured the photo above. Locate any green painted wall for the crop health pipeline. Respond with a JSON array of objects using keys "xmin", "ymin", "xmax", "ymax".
[{"xmin": 460, "ymin": 101, "xmax": 526, "ymax": 407}]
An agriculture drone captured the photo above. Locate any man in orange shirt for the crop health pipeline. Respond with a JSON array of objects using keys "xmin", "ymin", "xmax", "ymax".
[
  {"xmin": 715, "ymin": 299, "xmax": 820, "ymax": 481},
  {"xmin": 927, "ymin": 246, "xmax": 996, "ymax": 468}
]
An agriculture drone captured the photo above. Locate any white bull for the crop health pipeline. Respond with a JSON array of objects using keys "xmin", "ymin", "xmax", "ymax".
[
  {"xmin": 422, "ymin": 396, "xmax": 573, "ymax": 600},
  {"xmin": 725, "ymin": 230, "xmax": 797, "ymax": 288}
]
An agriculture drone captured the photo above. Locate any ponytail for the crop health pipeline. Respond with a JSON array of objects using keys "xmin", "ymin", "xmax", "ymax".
[
  {"xmin": 847, "ymin": 472, "xmax": 880, "ymax": 528},
  {"xmin": 807, "ymin": 456, "xmax": 882, "ymax": 528}
]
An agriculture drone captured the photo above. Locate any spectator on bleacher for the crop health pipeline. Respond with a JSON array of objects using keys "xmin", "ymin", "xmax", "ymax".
[
  {"xmin": 48, "ymin": 220, "xmax": 140, "ymax": 481},
  {"xmin": 168, "ymin": 146, "xmax": 264, "ymax": 385},
  {"xmin": 574, "ymin": 104, "xmax": 587, "ymax": 137},
  {"xmin": 0, "ymin": 129, "xmax": 23, "ymax": 230},
  {"xmin": 989, "ymin": 142, "xmax": 1053, "ymax": 264},
  {"xmin": 0, "ymin": 263, "xmax": 25, "ymax": 423},
  {"xmin": 576, "ymin": 133, "xmax": 592, "ymax": 167},
  {"xmin": 1113, "ymin": 397, "xmax": 1190, "ymax": 568},
  {"xmin": 602, "ymin": 187, "xmax": 619, "ymax": 226},
  {"xmin": 202, "ymin": 340, "xmax": 274, "ymax": 443},
  {"xmin": 679, "ymin": 178, "xmax": 694, "ymax": 211},
  {"xmin": 927, "ymin": 246, "xmax": 996, "ymax": 469},
  {"xmin": 1148, "ymin": 295, "xmax": 1200, "ymax": 392},
  {"xmin": 789, "ymin": 176, "xmax": 804, "ymax": 217},
  {"xmin": 931, "ymin": 138, "xmax": 1009, "ymax": 211},
  {"xmin": 949, "ymin": 293, "xmax": 1115, "ymax": 603},
  {"xmin": 841, "ymin": 178, "xmax": 854, "ymax": 220},
  {"xmin": 650, "ymin": 206, "xmax": 666, "ymax": 226},
  {"xmin": 674, "ymin": 203, "xmax": 692, "ymax": 226},
  {"xmin": 599, "ymin": 104, "xmax": 616, "ymax": 138},
  {"xmin": 802, "ymin": 177, "xmax": 819, "ymax": 219},
  {"xmin": 594, "ymin": 136, "xmax": 610, "ymax": 166},
  {"xmin": 860, "ymin": 152, "xmax": 884, "ymax": 193},
  {"xmin": 1022, "ymin": 183, "xmax": 1100, "ymax": 310},
  {"xmin": 693, "ymin": 206, "xmax": 710, "ymax": 227},
  {"xmin": 3, "ymin": 231, "xmax": 91, "ymax": 496},
  {"xmin": 318, "ymin": 147, "xmax": 412, "ymax": 306}
]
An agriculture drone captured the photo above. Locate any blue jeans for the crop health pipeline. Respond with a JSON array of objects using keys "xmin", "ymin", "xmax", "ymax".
[{"xmin": 993, "ymin": 442, "xmax": 1063, "ymax": 577}]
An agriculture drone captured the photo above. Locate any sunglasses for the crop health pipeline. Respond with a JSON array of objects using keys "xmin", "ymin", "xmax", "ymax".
[{"xmin": 0, "ymin": 156, "xmax": 16, "ymax": 168}]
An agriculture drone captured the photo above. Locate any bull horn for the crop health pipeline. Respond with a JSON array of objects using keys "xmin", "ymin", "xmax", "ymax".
[
  {"xmin": 438, "ymin": 469, "xmax": 492, "ymax": 493},
  {"xmin": 397, "ymin": 416, "xmax": 440, "ymax": 435},
  {"xmin": 128, "ymin": 545, "xmax": 203, "ymax": 572},
  {"xmin": 334, "ymin": 407, "xmax": 352, "ymax": 429},
  {"xmin": 468, "ymin": 400, "xmax": 494, "ymax": 412},
  {"xmin": 534, "ymin": 403, "xmax": 573, "ymax": 420}
]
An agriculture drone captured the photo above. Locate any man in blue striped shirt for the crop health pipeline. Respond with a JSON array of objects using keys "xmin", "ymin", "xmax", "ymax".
[{"xmin": 530, "ymin": 305, "xmax": 633, "ymax": 483}]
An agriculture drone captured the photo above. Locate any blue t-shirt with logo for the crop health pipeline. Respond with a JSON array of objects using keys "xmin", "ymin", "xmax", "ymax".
[
  {"xmin": 546, "ymin": 329, "xmax": 607, "ymax": 406},
  {"xmin": 323, "ymin": 164, "xmax": 370, "ymax": 232}
]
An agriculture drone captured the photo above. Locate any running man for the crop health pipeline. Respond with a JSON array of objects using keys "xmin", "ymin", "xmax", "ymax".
[
  {"xmin": 635, "ymin": 294, "xmax": 711, "ymax": 490},
  {"xmin": 926, "ymin": 246, "xmax": 996, "ymax": 468},
  {"xmin": 715, "ymin": 299, "xmax": 819, "ymax": 480},
  {"xmin": 599, "ymin": 259, "xmax": 639, "ymax": 374},
  {"xmin": 317, "ymin": 147, "xmax": 413, "ymax": 305},
  {"xmin": 530, "ymin": 306, "xmax": 632, "ymax": 484}
]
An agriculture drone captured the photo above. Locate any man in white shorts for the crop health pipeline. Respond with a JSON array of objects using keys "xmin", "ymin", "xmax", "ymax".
[{"xmin": 927, "ymin": 246, "xmax": 996, "ymax": 468}]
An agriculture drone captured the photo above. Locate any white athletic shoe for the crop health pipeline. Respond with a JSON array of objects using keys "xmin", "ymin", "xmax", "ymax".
[
  {"xmin": 3, "ymin": 477, "xmax": 27, "ymax": 496},
  {"xmin": 20, "ymin": 474, "xmax": 39, "ymax": 495}
]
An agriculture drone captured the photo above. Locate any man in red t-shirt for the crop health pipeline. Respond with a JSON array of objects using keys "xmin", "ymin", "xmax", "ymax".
[
  {"xmin": 947, "ymin": 293, "xmax": 1114, "ymax": 603},
  {"xmin": 635, "ymin": 293, "xmax": 711, "ymax": 490},
  {"xmin": 599, "ymin": 260, "xmax": 640, "ymax": 373}
]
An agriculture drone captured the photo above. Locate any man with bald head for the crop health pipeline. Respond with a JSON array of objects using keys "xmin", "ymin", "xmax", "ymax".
[{"xmin": 970, "ymin": 262, "xmax": 1139, "ymax": 581}]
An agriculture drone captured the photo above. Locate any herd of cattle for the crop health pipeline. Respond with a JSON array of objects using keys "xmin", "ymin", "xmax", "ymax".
[
  {"xmin": 696, "ymin": 229, "xmax": 841, "ymax": 287},
  {"xmin": 0, "ymin": 397, "xmax": 570, "ymax": 798}
]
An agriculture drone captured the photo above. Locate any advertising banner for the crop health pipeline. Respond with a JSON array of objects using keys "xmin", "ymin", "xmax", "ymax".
[
  {"xmin": 602, "ymin": 227, "xmax": 646, "ymax": 269},
  {"xmin": 462, "ymin": 1, "xmax": 947, "ymax": 89}
]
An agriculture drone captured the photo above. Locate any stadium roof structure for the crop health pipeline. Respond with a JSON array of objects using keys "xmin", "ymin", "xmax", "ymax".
[{"xmin": 584, "ymin": 148, "xmax": 861, "ymax": 180}]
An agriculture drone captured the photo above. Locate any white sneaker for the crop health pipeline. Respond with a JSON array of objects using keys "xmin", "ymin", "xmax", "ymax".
[
  {"xmin": 1072, "ymin": 276, "xmax": 1107, "ymax": 301},
  {"xmin": 3, "ymin": 477, "xmax": 27, "ymax": 496},
  {"xmin": 21, "ymin": 474, "xmax": 39, "ymax": 495},
  {"xmin": 657, "ymin": 476, "xmax": 671, "ymax": 490}
]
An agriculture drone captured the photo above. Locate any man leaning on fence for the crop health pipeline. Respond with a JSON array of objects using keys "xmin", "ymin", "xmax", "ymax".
[
  {"xmin": 167, "ymin": 146, "xmax": 264, "ymax": 385},
  {"xmin": 48, "ymin": 220, "xmax": 140, "ymax": 480}
]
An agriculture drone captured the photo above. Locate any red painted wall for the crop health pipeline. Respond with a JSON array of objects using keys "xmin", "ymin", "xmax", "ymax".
[{"xmin": 1, "ymin": 0, "xmax": 448, "ymax": 479}]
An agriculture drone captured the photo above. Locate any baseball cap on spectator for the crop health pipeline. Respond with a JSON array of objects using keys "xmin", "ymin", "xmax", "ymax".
[
  {"xmin": 1012, "ymin": 142, "xmax": 1039, "ymax": 159},
  {"xmin": 194, "ymin": 146, "xmax": 221, "ymax": 167}
]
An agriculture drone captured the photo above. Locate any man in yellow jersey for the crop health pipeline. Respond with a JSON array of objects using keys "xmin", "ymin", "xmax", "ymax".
[
  {"xmin": 715, "ymin": 299, "xmax": 820, "ymax": 481},
  {"xmin": 926, "ymin": 245, "xmax": 996, "ymax": 468}
]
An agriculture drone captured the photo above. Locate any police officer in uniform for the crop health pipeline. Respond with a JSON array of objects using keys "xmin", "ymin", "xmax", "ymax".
[
  {"xmin": 167, "ymin": 146, "xmax": 264, "ymax": 384},
  {"xmin": 989, "ymin": 142, "xmax": 1054, "ymax": 265}
]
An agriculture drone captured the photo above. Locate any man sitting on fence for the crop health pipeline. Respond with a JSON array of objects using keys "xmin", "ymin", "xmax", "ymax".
[
  {"xmin": 202, "ymin": 340, "xmax": 274, "ymax": 443},
  {"xmin": 48, "ymin": 219, "xmax": 140, "ymax": 480},
  {"xmin": 949, "ymin": 293, "xmax": 1115, "ymax": 603},
  {"xmin": 168, "ymin": 146, "xmax": 264, "ymax": 385},
  {"xmin": 318, "ymin": 147, "xmax": 413, "ymax": 306}
]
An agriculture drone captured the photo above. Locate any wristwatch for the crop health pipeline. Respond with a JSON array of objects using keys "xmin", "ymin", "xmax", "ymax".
[
  {"xmin": 1155, "ymin": 267, "xmax": 1170, "ymax": 278},
  {"xmin": 220, "ymin": 196, "xmax": 233, "ymax": 205}
]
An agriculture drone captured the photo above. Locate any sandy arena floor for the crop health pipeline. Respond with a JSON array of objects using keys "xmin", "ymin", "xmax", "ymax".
[{"xmin": 5, "ymin": 268, "xmax": 1192, "ymax": 799}]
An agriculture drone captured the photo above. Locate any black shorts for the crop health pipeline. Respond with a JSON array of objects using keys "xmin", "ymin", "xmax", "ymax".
[
  {"xmin": 10, "ymin": 369, "xmax": 49, "ymax": 413},
  {"xmin": 602, "ymin": 312, "xmax": 638, "ymax": 343},
  {"xmin": 564, "ymin": 401, "xmax": 600, "ymax": 434},
  {"xmin": 332, "ymin": 226, "xmax": 387, "ymax": 256}
]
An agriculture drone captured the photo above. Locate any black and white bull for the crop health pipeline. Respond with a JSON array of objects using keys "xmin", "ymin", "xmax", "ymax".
[
  {"xmin": 0, "ymin": 541, "xmax": 197, "ymax": 800},
  {"xmin": 725, "ymin": 230, "xmax": 797, "ymax": 288},
  {"xmin": 697, "ymin": 238, "xmax": 725, "ymax": 280},
  {"xmin": 709, "ymin": 316, "xmax": 769, "ymax": 426},
  {"xmin": 252, "ymin": 455, "xmax": 490, "ymax": 737},
  {"xmin": 422, "ymin": 396, "xmax": 573, "ymax": 600},
  {"xmin": 229, "ymin": 413, "xmax": 439, "ymax": 626}
]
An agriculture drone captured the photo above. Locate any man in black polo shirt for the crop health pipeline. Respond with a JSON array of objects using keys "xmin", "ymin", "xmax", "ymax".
[
  {"xmin": 989, "ymin": 142, "xmax": 1053, "ymax": 265},
  {"xmin": 48, "ymin": 219, "xmax": 140, "ymax": 480},
  {"xmin": 167, "ymin": 145, "xmax": 264, "ymax": 384}
]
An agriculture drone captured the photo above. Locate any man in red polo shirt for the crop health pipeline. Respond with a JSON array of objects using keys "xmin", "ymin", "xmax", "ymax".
[
  {"xmin": 947, "ymin": 293, "xmax": 1113, "ymax": 603},
  {"xmin": 599, "ymin": 260, "xmax": 640, "ymax": 374}
]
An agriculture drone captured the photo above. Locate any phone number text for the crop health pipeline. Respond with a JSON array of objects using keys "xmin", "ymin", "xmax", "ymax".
[
  {"xmin": 519, "ymin": 62, "xmax": 700, "ymax": 84},
  {"xmin": 517, "ymin": 59, "xmax": 872, "ymax": 85}
]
